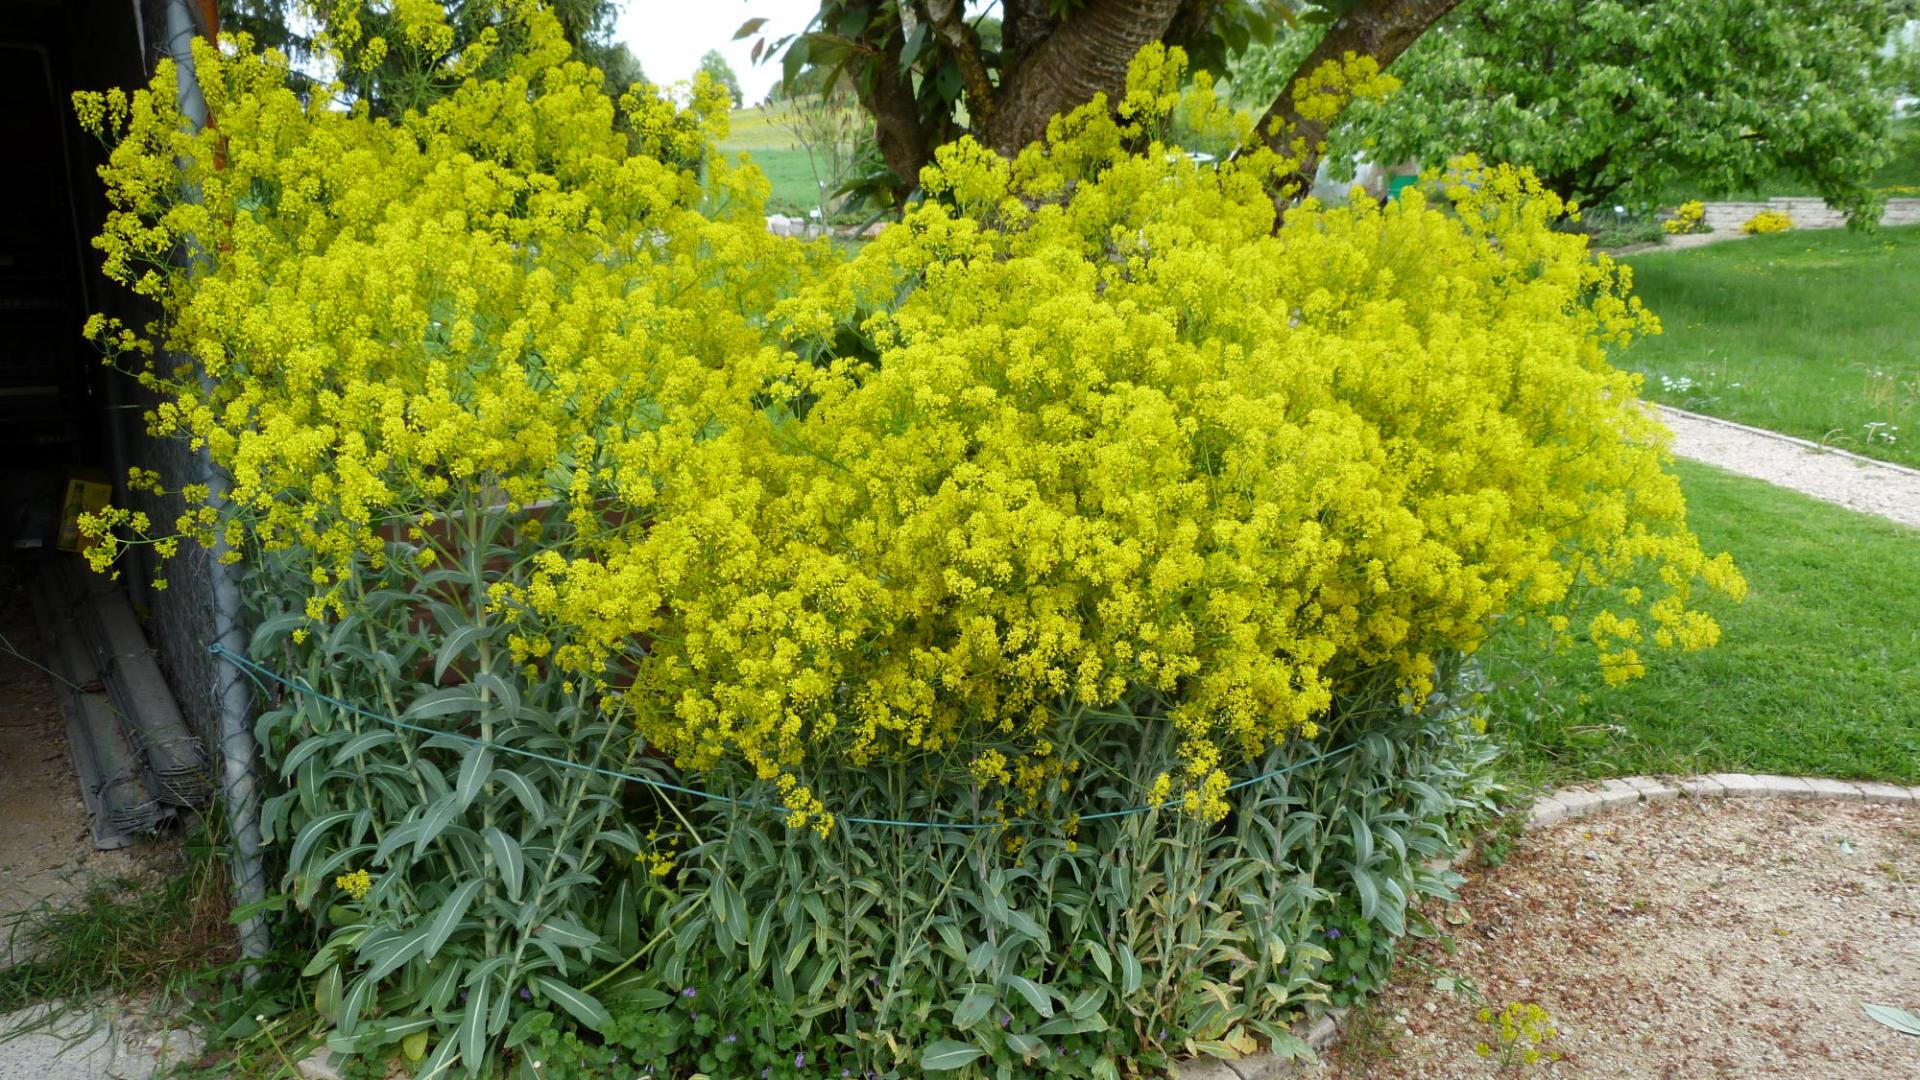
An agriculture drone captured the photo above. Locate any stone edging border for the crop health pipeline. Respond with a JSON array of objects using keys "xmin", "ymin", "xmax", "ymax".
[{"xmin": 1170, "ymin": 773, "xmax": 1920, "ymax": 1080}]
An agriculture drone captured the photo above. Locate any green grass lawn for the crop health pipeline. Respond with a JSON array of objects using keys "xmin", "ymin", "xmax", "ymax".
[
  {"xmin": 719, "ymin": 103, "xmax": 802, "ymax": 152},
  {"xmin": 1617, "ymin": 223, "xmax": 1920, "ymax": 467},
  {"xmin": 1483, "ymin": 458, "xmax": 1920, "ymax": 792},
  {"xmin": 717, "ymin": 105, "xmax": 854, "ymax": 219}
]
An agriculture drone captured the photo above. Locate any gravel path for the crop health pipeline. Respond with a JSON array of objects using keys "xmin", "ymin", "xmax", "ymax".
[
  {"xmin": 1655, "ymin": 405, "xmax": 1920, "ymax": 530},
  {"xmin": 1308, "ymin": 798, "xmax": 1920, "ymax": 1079}
]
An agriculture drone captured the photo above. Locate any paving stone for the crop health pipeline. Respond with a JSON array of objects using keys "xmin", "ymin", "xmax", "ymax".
[
  {"xmin": 1799, "ymin": 778, "xmax": 1864, "ymax": 801},
  {"xmin": 1622, "ymin": 777, "xmax": 1681, "ymax": 802},
  {"xmin": 1752, "ymin": 775, "xmax": 1819, "ymax": 798},
  {"xmin": 1675, "ymin": 776, "xmax": 1729, "ymax": 798},
  {"xmin": 1706, "ymin": 773, "xmax": 1766, "ymax": 796},
  {"xmin": 1853, "ymin": 781, "xmax": 1918, "ymax": 804},
  {"xmin": 1553, "ymin": 789, "xmax": 1608, "ymax": 818},
  {"xmin": 1528, "ymin": 795, "xmax": 1571, "ymax": 827},
  {"xmin": 1595, "ymin": 778, "xmax": 1644, "ymax": 807}
]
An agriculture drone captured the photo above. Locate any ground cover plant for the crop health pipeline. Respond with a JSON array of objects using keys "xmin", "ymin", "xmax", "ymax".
[
  {"xmin": 1619, "ymin": 224, "xmax": 1920, "ymax": 467},
  {"xmin": 1484, "ymin": 458, "xmax": 1920, "ymax": 793},
  {"xmin": 74, "ymin": 6, "xmax": 1743, "ymax": 1075}
]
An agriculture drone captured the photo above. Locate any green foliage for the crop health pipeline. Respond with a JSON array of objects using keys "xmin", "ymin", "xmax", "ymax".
[
  {"xmin": 1330, "ymin": 0, "xmax": 1912, "ymax": 222},
  {"xmin": 244, "ymin": 513, "xmax": 654, "ymax": 1077},
  {"xmin": 698, "ymin": 49, "xmax": 744, "ymax": 108},
  {"xmin": 516, "ymin": 680, "xmax": 1501, "ymax": 1077}
]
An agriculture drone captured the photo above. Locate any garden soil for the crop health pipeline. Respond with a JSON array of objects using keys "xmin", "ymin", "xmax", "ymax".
[{"xmin": 1308, "ymin": 798, "xmax": 1920, "ymax": 1078}]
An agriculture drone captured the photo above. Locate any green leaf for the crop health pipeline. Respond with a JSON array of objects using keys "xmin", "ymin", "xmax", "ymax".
[
  {"xmin": 289, "ymin": 809, "xmax": 364, "ymax": 877},
  {"xmin": 1082, "ymin": 940, "xmax": 1112, "ymax": 980},
  {"xmin": 313, "ymin": 965, "xmax": 343, "ymax": 1022},
  {"xmin": 1352, "ymin": 867, "xmax": 1381, "ymax": 922},
  {"xmin": 406, "ymin": 688, "xmax": 485, "ymax": 721},
  {"xmin": 952, "ymin": 989, "xmax": 996, "ymax": 1029},
  {"xmin": 481, "ymin": 827, "xmax": 524, "ymax": 902},
  {"xmin": 363, "ymin": 923, "xmax": 433, "ymax": 983},
  {"xmin": 733, "ymin": 16, "xmax": 767, "ymax": 39},
  {"xmin": 248, "ymin": 611, "xmax": 309, "ymax": 656},
  {"xmin": 534, "ymin": 916, "xmax": 601, "ymax": 951},
  {"xmin": 491, "ymin": 770, "xmax": 546, "ymax": 819},
  {"xmin": 533, "ymin": 976, "xmax": 611, "ymax": 1032},
  {"xmin": 1864, "ymin": 1003, "xmax": 1920, "ymax": 1036},
  {"xmin": 460, "ymin": 976, "xmax": 491, "ymax": 1072},
  {"xmin": 423, "ymin": 880, "xmax": 483, "ymax": 961},
  {"xmin": 455, "ymin": 745, "xmax": 493, "ymax": 810},
  {"xmin": 1001, "ymin": 974, "xmax": 1053, "ymax": 1018},
  {"xmin": 401, "ymin": 1030, "xmax": 429, "ymax": 1062},
  {"xmin": 1117, "ymin": 942, "xmax": 1143, "ymax": 996},
  {"xmin": 920, "ymin": 1040, "xmax": 986, "ymax": 1071},
  {"xmin": 413, "ymin": 1033, "xmax": 460, "ymax": 1080},
  {"xmin": 433, "ymin": 624, "xmax": 490, "ymax": 683}
]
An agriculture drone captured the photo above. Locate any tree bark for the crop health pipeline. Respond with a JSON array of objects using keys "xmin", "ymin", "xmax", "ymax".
[
  {"xmin": 848, "ymin": 7, "xmax": 936, "ymax": 204},
  {"xmin": 980, "ymin": 0, "xmax": 1187, "ymax": 156},
  {"xmin": 1253, "ymin": 0, "xmax": 1463, "ymax": 196}
]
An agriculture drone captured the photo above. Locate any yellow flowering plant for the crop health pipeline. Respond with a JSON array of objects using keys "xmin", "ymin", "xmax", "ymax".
[
  {"xmin": 76, "ymin": 14, "xmax": 1740, "ymax": 1073},
  {"xmin": 1742, "ymin": 208, "xmax": 1795, "ymax": 234},
  {"xmin": 1664, "ymin": 199, "xmax": 1709, "ymax": 235}
]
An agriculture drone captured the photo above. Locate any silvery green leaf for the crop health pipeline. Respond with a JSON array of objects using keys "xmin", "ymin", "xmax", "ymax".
[
  {"xmin": 423, "ymin": 880, "xmax": 483, "ymax": 961},
  {"xmin": 1864, "ymin": 1003, "xmax": 1920, "ymax": 1036},
  {"xmin": 534, "ymin": 976, "xmax": 610, "ymax": 1031}
]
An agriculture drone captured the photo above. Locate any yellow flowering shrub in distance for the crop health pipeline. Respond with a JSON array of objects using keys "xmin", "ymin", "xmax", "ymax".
[
  {"xmin": 1664, "ymin": 199, "xmax": 1709, "ymax": 235},
  {"xmin": 1742, "ymin": 208, "xmax": 1794, "ymax": 234}
]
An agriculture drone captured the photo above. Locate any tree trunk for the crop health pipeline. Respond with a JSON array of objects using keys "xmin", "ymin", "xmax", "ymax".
[
  {"xmin": 1254, "ymin": 0, "xmax": 1463, "ymax": 195},
  {"xmin": 981, "ymin": 0, "xmax": 1187, "ymax": 156},
  {"xmin": 848, "ymin": 8, "xmax": 937, "ymax": 204}
]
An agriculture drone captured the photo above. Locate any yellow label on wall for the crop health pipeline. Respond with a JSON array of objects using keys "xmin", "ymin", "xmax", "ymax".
[{"xmin": 56, "ymin": 479, "xmax": 113, "ymax": 552}]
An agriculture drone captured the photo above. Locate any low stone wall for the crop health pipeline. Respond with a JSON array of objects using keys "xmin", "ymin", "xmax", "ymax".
[{"xmin": 1702, "ymin": 196, "xmax": 1920, "ymax": 233}]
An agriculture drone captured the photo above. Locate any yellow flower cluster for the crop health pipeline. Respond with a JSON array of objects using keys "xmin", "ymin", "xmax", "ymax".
[
  {"xmin": 80, "ymin": 34, "xmax": 1740, "ymax": 828},
  {"xmin": 1475, "ymin": 1001, "xmax": 1560, "ymax": 1067},
  {"xmin": 335, "ymin": 868, "xmax": 374, "ymax": 900},
  {"xmin": 1742, "ymin": 208, "xmax": 1794, "ymax": 234},
  {"xmin": 1663, "ymin": 199, "xmax": 1709, "ymax": 235}
]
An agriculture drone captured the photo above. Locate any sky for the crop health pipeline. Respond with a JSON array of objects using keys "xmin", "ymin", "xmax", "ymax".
[{"xmin": 615, "ymin": 1, "xmax": 822, "ymax": 105}]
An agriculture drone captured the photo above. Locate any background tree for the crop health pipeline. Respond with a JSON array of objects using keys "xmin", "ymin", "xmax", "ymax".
[
  {"xmin": 748, "ymin": 0, "xmax": 1912, "ymax": 215},
  {"xmin": 698, "ymin": 48, "xmax": 745, "ymax": 107},
  {"xmin": 1327, "ymin": 0, "xmax": 1915, "ymax": 222},
  {"xmin": 740, "ymin": 0, "xmax": 1463, "ymax": 204}
]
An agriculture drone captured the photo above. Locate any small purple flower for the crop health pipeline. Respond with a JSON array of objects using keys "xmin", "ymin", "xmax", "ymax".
[
  {"xmin": 682, "ymin": 987, "xmax": 697, "ymax": 998},
  {"xmin": 723, "ymin": 1033, "xmax": 738, "ymax": 1044},
  {"xmin": 999, "ymin": 1014, "xmax": 1011, "ymax": 1028},
  {"xmin": 1324, "ymin": 928, "xmax": 1343, "ymax": 939},
  {"xmin": 795, "ymin": 1053, "xmax": 806, "ymax": 1068},
  {"xmin": 520, "ymin": 987, "xmax": 533, "ymax": 1000}
]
